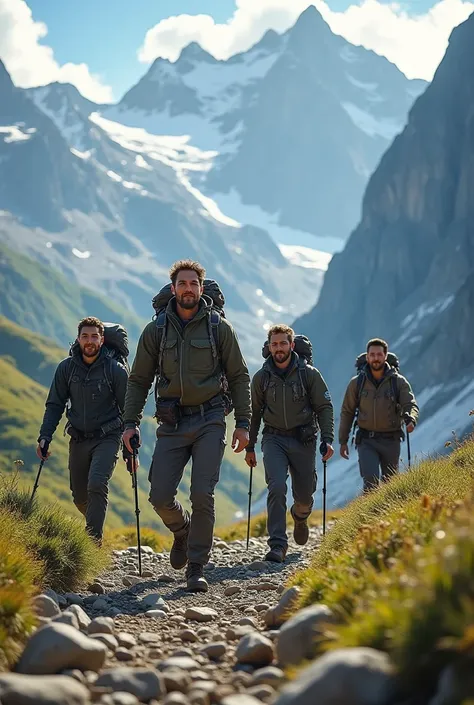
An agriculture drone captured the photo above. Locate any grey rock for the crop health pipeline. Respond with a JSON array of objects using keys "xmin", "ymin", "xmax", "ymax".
[
  {"xmin": 145, "ymin": 609, "xmax": 168, "ymax": 620},
  {"xmin": 236, "ymin": 633, "xmax": 275, "ymax": 666},
  {"xmin": 180, "ymin": 629, "xmax": 198, "ymax": 643},
  {"xmin": 185, "ymin": 607, "xmax": 218, "ymax": 622},
  {"xmin": 32, "ymin": 594, "xmax": 61, "ymax": 618},
  {"xmin": 277, "ymin": 604, "xmax": 337, "ymax": 666},
  {"xmin": 101, "ymin": 693, "xmax": 140, "ymax": 705},
  {"xmin": 163, "ymin": 669, "xmax": 192, "ymax": 693},
  {"xmin": 138, "ymin": 631, "xmax": 160, "ymax": 644},
  {"xmin": 0, "ymin": 673, "xmax": 89, "ymax": 704},
  {"xmin": 200, "ymin": 642, "xmax": 227, "ymax": 660},
  {"xmin": 251, "ymin": 666, "xmax": 285, "ymax": 687},
  {"xmin": 264, "ymin": 587, "xmax": 301, "ymax": 628},
  {"xmin": 221, "ymin": 696, "xmax": 263, "ymax": 705},
  {"xmin": 64, "ymin": 593, "xmax": 84, "ymax": 606},
  {"xmin": 68, "ymin": 605, "xmax": 91, "ymax": 631},
  {"xmin": 43, "ymin": 588, "xmax": 60, "ymax": 605},
  {"xmin": 248, "ymin": 561, "xmax": 268, "ymax": 572},
  {"xmin": 247, "ymin": 684, "xmax": 275, "ymax": 701},
  {"xmin": 141, "ymin": 593, "xmax": 168, "ymax": 610},
  {"xmin": 92, "ymin": 597, "xmax": 110, "ymax": 610},
  {"xmin": 226, "ymin": 625, "xmax": 257, "ymax": 641},
  {"xmin": 61, "ymin": 669, "xmax": 86, "ymax": 683},
  {"xmin": 16, "ymin": 622, "xmax": 107, "ymax": 674},
  {"xmin": 274, "ymin": 648, "xmax": 395, "ymax": 705},
  {"xmin": 88, "ymin": 616, "xmax": 115, "ymax": 635},
  {"xmin": 52, "ymin": 610, "xmax": 80, "ymax": 630},
  {"xmin": 95, "ymin": 668, "xmax": 164, "ymax": 700},
  {"xmin": 158, "ymin": 656, "xmax": 200, "ymax": 671},
  {"xmin": 224, "ymin": 586, "xmax": 241, "ymax": 597},
  {"xmin": 122, "ymin": 576, "xmax": 141, "ymax": 587},
  {"xmin": 117, "ymin": 632, "xmax": 137, "ymax": 648},
  {"xmin": 163, "ymin": 694, "xmax": 190, "ymax": 705},
  {"xmin": 89, "ymin": 633, "xmax": 118, "ymax": 651},
  {"xmin": 116, "ymin": 647, "xmax": 134, "ymax": 662},
  {"xmin": 141, "ymin": 569, "xmax": 154, "ymax": 578},
  {"xmin": 239, "ymin": 617, "xmax": 257, "ymax": 628},
  {"xmin": 89, "ymin": 582, "xmax": 105, "ymax": 595}
]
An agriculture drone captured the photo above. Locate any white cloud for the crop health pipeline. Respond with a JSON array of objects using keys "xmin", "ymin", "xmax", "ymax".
[
  {"xmin": 138, "ymin": 0, "xmax": 474, "ymax": 81},
  {"xmin": 0, "ymin": 0, "xmax": 113, "ymax": 103}
]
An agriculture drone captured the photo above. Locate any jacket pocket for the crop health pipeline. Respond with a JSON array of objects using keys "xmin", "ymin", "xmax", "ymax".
[
  {"xmin": 189, "ymin": 339, "xmax": 214, "ymax": 372},
  {"xmin": 162, "ymin": 339, "xmax": 178, "ymax": 378}
]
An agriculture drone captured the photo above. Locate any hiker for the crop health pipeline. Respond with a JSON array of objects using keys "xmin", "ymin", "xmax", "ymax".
[
  {"xmin": 339, "ymin": 337, "xmax": 419, "ymax": 492},
  {"xmin": 36, "ymin": 317, "xmax": 129, "ymax": 544},
  {"xmin": 245, "ymin": 324, "xmax": 334, "ymax": 563},
  {"xmin": 122, "ymin": 259, "xmax": 251, "ymax": 592}
]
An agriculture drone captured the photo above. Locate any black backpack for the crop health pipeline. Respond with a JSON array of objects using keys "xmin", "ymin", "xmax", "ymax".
[
  {"xmin": 260, "ymin": 334, "xmax": 314, "ymax": 396},
  {"xmin": 151, "ymin": 279, "xmax": 232, "ymax": 413},
  {"xmin": 68, "ymin": 322, "xmax": 130, "ymax": 394}
]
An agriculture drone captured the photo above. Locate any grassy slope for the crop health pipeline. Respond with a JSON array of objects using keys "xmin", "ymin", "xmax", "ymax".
[
  {"xmin": 0, "ymin": 242, "xmax": 144, "ymax": 349},
  {"xmin": 0, "ymin": 316, "xmax": 266, "ymax": 528}
]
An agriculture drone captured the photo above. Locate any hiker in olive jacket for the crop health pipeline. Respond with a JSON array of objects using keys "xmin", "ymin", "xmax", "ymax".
[
  {"xmin": 339, "ymin": 337, "xmax": 419, "ymax": 492},
  {"xmin": 123, "ymin": 259, "xmax": 251, "ymax": 593},
  {"xmin": 245, "ymin": 324, "xmax": 334, "ymax": 563},
  {"xmin": 36, "ymin": 317, "xmax": 128, "ymax": 543}
]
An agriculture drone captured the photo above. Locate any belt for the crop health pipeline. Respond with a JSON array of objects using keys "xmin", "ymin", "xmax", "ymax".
[
  {"xmin": 180, "ymin": 395, "xmax": 224, "ymax": 416},
  {"xmin": 263, "ymin": 425, "xmax": 298, "ymax": 438},
  {"xmin": 358, "ymin": 428, "xmax": 402, "ymax": 440}
]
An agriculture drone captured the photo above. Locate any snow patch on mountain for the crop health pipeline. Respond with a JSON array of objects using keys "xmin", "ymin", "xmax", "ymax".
[
  {"xmin": 0, "ymin": 125, "xmax": 36, "ymax": 143},
  {"xmin": 341, "ymin": 102, "xmax": 405, "ymax": 140},
  {"xmin": 279, "ymin": 245, "xmax": 332, "ymax": 271}
]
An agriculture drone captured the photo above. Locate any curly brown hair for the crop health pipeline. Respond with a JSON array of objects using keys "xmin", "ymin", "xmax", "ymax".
[
  {"xmin": 267, "ymin": 324, "xmax": 295, "ymax": 343},
  {"xmin": 78, "ymin": 316, "xmax": 104, "ymax": 336},
  {"xmin": 367, "ymin": 337, "xmax": 388, "ymax": 354},
  {"xmin": 169, "ymin": 259, "xmax": 206, "ymax": 286}
]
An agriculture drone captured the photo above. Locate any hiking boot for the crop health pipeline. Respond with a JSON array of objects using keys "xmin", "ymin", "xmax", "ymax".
[
  {"xmin": 170, "ymin": 514, "xmax": 190, "ymax": 570},
  {"xmin": 293, "ymin": 516, "xmax": 309, "ymax": 546},
  {"xmin": 186, "ymin": 562, "xmax": 208, "ymax": 593},
  {"xmin": 264, "ymin": 546, "xmax": 287, "ymax": 563}
]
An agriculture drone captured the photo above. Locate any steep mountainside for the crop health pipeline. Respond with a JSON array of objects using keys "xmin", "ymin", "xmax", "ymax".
[
  {"xmin": 0, "ymin": 61, "xmax": 319, "ymax": 369},
  {"xmin": 0, "ymin": 316, "xmax": 266, "ymax": 526},
  {"xmin": 293, "ymin": 10, "xmax": 474, "ymax": 505},
  {"xmin": 105, "ymin": 6, "xmax": 425, "ymax": 248}
]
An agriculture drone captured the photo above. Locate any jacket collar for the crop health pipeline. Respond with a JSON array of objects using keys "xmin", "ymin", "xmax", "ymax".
[{"xmin": 263, "ymin": 350, "xmax": 299, "ymax": 378}]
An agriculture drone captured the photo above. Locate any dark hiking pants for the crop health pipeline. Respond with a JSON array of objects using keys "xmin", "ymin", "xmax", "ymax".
[
  {"xmin": 262, "ymin": 433, "xmax": 317, "ymax": 551},
  {"xmin": 148, "ymin": 407, "xmax": 226, "ymax": 565},
  {"xmin": 69, "ymin": 430, "xmax": 121, "ymax": 541},
  {"xmin": 357, "ymin": 436, "xmax": 401, "ymax": 492}
]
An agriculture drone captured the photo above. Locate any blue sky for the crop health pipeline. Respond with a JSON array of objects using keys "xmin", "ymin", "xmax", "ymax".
[{"xmin": 3, "ymin": 0, "xmax": 474, "ymax": 102}]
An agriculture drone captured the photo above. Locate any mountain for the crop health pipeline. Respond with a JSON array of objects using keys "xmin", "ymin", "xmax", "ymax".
[
  {"xmin": 0, "ymin": 60, "xmax": 321, "ymax": 370},
  {"xmin": 104, "ymin": 6, "xmax": 426, "ymax": 249},
  {"xmin": 0, "ymin": 315, "xmax": 266, "ymax": 526},
  {"xmin": 293, "ymin": 10, "xmax": 474, "ymax": 506}
]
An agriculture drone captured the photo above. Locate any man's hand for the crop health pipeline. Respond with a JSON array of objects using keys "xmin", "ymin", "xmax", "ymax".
[
  {"xmin": 123, "ymin": 426, "xmax": 140, "ymax": 454},
  {"xmin": 340, "ymin": 443, "xmax": 349, "ymax": 460},
  {"xmin": 36, "ymin": 439, "xmax": 51, "ymax": 460},
  {"xmin": 406, "ymin": 422, "xmax": 415, "ymax": 434},
  {"xmin": 232, "ymin": 428, "xmax": 249, "ymax": 453},
  {"xmin": 126, "ymin": 456, "xmax": 140, "ymax": 473},
  {"xmin": 245, "ymin": 451, "xmax": 257, "ymax": 468},
  {"xmin": 322, "ymin": 444, "xmax": 334, "ymax": 462}
]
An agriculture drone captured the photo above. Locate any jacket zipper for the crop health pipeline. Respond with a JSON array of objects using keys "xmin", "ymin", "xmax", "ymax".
[
  {"xmin": 179, "ymin": 340, "xmax": 184, "ymax": 404},
  {"xmin": 283, "ymin": 384, "xmax": 288, "ymax": 429}
]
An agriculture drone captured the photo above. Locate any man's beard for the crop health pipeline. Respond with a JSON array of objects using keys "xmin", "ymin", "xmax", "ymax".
[
  {"xmin": 81, "ymin": 344, "xmax": 100, "ymax": 358},
  {"xmin": 369, "ymin": 361, "xmax": 384, "ymax": 371},
  {"xmin": 177, "ymin": 292, "xmax": 199, "ymax": 310},
  {"xmin": 273, "ymin": 350, "xmax": 291, "ymax": 364}
]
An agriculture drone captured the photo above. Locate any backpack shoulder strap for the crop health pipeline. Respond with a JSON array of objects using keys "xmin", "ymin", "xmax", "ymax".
[
  {"xmin": 260, "ymin": 369, "xmax": 271, "ymax": 396},
  {"xmin": 208, "ymin": 309, "xmax": 221, "ymax": 362},
  {"xmin": 103, "ymin": 357, "xmax": 114, "ymax": 395},
  {"xmin": 155, "ymin": 310, "xmax": 168, "ymax": 374},
  {"xmin": 298, "ymin": 359, "xmax": 310, "ymax": 395},
  {"xmin": 356, "ymin": 371, "xmax": 366, "ymax": 407},
  {"xmin": 390, "ymin": 374, "xmax": 400, "ymax": 404},
  {"xmin": 67, "ymin": 357, "xmax": 76, "ymax": 392}
]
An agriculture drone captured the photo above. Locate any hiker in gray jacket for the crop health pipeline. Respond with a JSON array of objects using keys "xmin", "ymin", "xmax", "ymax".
[{"xmin": 36, "ymin": 316, "xmax": 129, "ymax": 543}]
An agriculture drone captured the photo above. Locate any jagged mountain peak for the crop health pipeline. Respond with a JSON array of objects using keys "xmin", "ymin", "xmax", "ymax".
[{"xmin": 178, "ymin": 41, "xmax": 217, "ymax": 64}]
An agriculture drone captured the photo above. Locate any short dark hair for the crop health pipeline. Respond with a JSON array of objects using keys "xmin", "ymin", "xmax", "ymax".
[
  {"xmin": 78, "ymin": 317, "xmax": 104, "ymax": 336},
  {"xmin": 367, "ymin": 337, "xmax": 388, "ymax": 354},
  {"xmin": 169, "ymin": 259, "xmax": 206, "ymax": 286},
  {"xmin": 268, "ymin": 324, "xmax": 295, "ymax": 344}
]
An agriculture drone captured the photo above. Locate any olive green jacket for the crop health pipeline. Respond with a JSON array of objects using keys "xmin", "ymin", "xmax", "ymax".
[
  {"xmin": 339, "ymin": 364, "xmax": 419, "ymax": 444},
  {"xmin": 123, "ymin": 297, "xmax": 251, "ymax": 426},
  {"xmin": 248, "ymin": 353, "xmax": 335, "ymax": 450}
]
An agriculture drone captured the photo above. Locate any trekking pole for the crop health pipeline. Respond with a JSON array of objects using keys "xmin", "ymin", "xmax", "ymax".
[
  {"xmin": 246, "ymin": 465, "xmax": 253, "ymax": 550},
  {"xmin": 319, "ymin": 441, "xmax": 328, "ymax": 536},
  {"xmin": 31, "ymin": 440, "xmax": 49, "ymax": 503},
  {"xmin": 404, "ymin": 416, "xmax": 412, "ymax": 469},
  {"xmin": 130, "ymin": 434, "xmax": 142, "ymax": 576}
]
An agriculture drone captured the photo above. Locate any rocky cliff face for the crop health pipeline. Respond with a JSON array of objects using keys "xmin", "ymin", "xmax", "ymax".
[{"xmin": 293, "ymin": 10, "xmax": 474, "ymax": 504}]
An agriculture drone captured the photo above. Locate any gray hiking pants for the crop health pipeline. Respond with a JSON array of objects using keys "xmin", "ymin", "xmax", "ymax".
[
  {"xmin": 148, "ymin": 407, "xmax": 226, "ymax": 565},
  {"xmin": 357, "ymin": 436, "xmax": 401, "ymax": 492},
  {"xmin": 69, "ymin": 431, "xmax": 121, "ymax": 541},
  {"xmin": 262, "ymin": 433, "xmax": 317, "ymax": 550}
]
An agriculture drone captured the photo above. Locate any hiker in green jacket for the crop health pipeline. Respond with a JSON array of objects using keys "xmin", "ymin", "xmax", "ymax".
[
  {"xmin": 122, "ymin": 259, "xmax": 251, "ymax": 593},
  {"xmin": 339, "ymin": 337, "xmax": 419, "ymax": 492},
  {"xmin": 36, "ymin": 317, "xmax": 129, "ymax": 543},
  {"xmin": 245, "ymin": 324, "xmax": 334, "ymax": 563}
]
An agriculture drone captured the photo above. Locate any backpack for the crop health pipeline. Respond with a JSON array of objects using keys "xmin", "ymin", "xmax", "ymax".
[
  {"xmin": 151, "ymin": 279, "xmax": 232, "ymax": 413},
  {"xmin": 351, "ymin": 351, "xmax": 401, "ymax": 439},
  {"xmin": 68, "ymin": 322, "xmax": 130, "ymax": 395},
  {"xmin": 260, "ymin": 334, "xmax": 314, "ymax": 397}
]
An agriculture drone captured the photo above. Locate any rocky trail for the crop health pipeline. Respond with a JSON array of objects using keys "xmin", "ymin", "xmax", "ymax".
[{"xmin": 1, "ymin": 527, "xmax": 327, "ymax": 705}]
